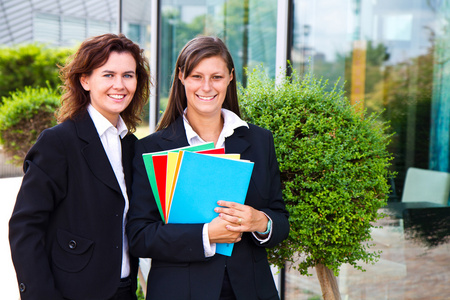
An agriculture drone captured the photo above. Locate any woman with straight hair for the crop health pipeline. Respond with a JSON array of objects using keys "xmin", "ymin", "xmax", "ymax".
[
  {"xmin": 9, "ymin": 33, "xmax": 150, "ymax": 300},
  {"xmin": 127, "ymin": 35, "xmax": 289, "ymax": 300}
]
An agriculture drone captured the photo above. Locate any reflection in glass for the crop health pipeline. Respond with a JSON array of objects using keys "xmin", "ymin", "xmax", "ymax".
[
  {"xmin": 403, "ymin": 206, "xmax": 450, "ymax": 248},
  {"xmin": 289, "ymin": 0, "xmax": 450, "ymax": 299},
  {"xmin": 34, "ymin": 14, "xmax": 60, "ymax": 45},
  {"xmin": 159, "ymin": 0, "xmax": 277, "ymax": 117},
  {"xmin": 291, "ymin": 0, "xmax": 441, "ymax": 195}
]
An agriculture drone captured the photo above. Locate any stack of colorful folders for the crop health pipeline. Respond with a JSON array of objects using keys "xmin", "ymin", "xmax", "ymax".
[{"xmin": 142, "ymin": 142, "xmax": 254, "ymax": 256}]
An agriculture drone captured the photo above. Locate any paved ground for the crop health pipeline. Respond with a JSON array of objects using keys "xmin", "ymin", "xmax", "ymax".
[
  {"xmin": 1, "ymin": 176, "xmax": 22, "ymax": 299},
  {"xmin": 0, "ymin": 147, "xmax": 22, "ymax": 179},
  {"xmin": 284, "ymin": 216, "xmax": 450, "ymax": 299}
]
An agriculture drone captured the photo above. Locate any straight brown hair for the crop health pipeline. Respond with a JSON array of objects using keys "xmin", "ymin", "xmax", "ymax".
[{"xmin": 156, "ymin": 36, "xmax": 240, "ymax": 131}]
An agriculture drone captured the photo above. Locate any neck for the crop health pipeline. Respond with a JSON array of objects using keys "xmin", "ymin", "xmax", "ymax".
[{"xmin": 186, "ymin": 110, "xmax": 224, "ymax": 146}]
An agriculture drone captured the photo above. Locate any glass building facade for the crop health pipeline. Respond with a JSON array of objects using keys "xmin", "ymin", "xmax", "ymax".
[{"xmin": 156, "ymin": 0, "xmax": 278, "ymax": 112}]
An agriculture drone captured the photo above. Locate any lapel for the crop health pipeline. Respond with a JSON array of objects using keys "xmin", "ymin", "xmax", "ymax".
[
  {"xmin": 121, "ymin": 134, "xmax": 136, "ymax": 195},
  {"xmin": 157, "ymin": 116, "xmax": 190, "ymax": 150},
  {"xmin": 224, "ymin": 125, "xmax": 251, "ymax": 155},
  {"xmin": 75, "ymin": 112, "xmax": 122, "ymax": 194}
]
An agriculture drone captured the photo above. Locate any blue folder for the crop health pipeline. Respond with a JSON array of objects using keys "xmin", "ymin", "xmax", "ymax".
[{"xmin": 168, "ymin": 151, "xmax": 254, "ymax": 256}]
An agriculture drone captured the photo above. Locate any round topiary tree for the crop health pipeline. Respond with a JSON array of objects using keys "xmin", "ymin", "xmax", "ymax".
[
  {"xmin": 0, "ymin": 85, "xmax": 60, "ymax": 166},
  {"xmin": 238, "ymin": 66, "xmax": 394, "ymax": 300}
]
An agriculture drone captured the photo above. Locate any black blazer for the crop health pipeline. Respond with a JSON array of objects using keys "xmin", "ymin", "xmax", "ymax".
[
  {"xmin": 126, "ymin": 116, "xmax": 290, "ymax": 300},
  {"xmin": 9, "ymin": 112, "xmax": 138, "ymax": 300}
]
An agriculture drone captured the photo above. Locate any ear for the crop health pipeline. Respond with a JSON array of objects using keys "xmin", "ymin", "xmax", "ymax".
[
  {"xmin": 80, "ymin": 75, "xmax": 90, "ymax": 91},
  {"xmin": 229, "ymin": 68, "xmax": 234, "ymax": 83},
  {"xmin": 178, "ymin": 68, "xmax": 184, "ymax": 85}
]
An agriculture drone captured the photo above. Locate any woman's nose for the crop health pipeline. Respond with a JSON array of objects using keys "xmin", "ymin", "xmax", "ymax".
[
  {"xmin": 113, "ymin": 77, "xmax": 125, "ymax": 89},
  {"xmin": 201, "ymin": 78, "xmax": 212, "ymax": 91}
]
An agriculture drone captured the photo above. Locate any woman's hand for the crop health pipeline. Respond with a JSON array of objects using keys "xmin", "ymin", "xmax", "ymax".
[
  {"xmin": 208, "ymin": 216, "xmax": 243, "ymax": 244},
  {"xmin": 214, "ymin": 200, "xmax": 269, "ymax": 234}
]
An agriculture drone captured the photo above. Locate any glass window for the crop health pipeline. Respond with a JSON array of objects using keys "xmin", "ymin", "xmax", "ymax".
[
  {"xmin": 288, "ymin": 0, "xmax": 450, "ymax": 298},
  {"xmin": 159, "ymin": 0, "xmax": 277, "ymax": 115},
  {"xmin": 34, "ymin": 14, "xmax": 114, "ymax": 47},
  {"xmin": 291, "ymin": 0, "xmax": 441, "ymax": 189},
  {"xmin": 34, "ymin": 13, "xmax": 60, "ymax": 45},
  {"xmin": 61, "ymin": 17, "xmax": 86, "ymax": 46},
  {"xmin": 122, "ymin": 0, "xmax": 152, "ymax": 47},
  {"xmin": 126, "ymin": 23, "xmax": 142, "ymax": 44},
  {"xmin": 88, "ymin": 20, "xmax": 112, "ymax": 38},
  {"xmin": 122, "ymin": 0, "xmax": 152, "ymax": 126}
]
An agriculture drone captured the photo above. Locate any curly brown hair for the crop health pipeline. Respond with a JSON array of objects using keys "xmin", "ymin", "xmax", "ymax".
[{"xmin": 57, "ymin": 33, "xmax": 151, "ymax": 132}]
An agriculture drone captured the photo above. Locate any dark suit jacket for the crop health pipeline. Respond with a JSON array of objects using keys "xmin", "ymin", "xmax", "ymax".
[
  {"xmin": 9, "ymin": 112, "xmax": 138, "ymax": 300},
  {"xmin": 126, "ymin": 116, "xmax": 290, "ymax": 300}
]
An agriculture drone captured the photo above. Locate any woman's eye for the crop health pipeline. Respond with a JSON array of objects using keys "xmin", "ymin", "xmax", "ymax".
[
  {"xmin": 124, "ymin": 74, "xmax": 133, "ymax": 78},
  {"xmin": 104, "ymin": 74, "xmax": 113, "ymax": 78}
]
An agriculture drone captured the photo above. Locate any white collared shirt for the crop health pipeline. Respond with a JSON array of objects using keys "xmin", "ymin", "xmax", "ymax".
[
  {"xmin": 87, "ymin": 104, "xmax": 130, "ymax": 278},
  {"xmin": 183, "ymin": 108, "xmax": 248, "ymax": 148},
  {"xmin": 183, "ymin": 108, "xmax": 271, "ymax": 256}
]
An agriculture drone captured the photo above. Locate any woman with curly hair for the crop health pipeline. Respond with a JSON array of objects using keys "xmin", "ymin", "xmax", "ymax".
[{"xmin": 9, "ymin": 33, "xmax": 150, "ymax": 300}]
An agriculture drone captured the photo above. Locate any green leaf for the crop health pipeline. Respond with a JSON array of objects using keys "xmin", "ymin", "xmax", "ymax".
[{"xmin": 239, "ymin": 64, "xmax": 395, "ymax": 276}]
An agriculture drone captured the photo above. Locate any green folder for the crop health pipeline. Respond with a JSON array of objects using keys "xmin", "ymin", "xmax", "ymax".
[{"xmin": 142, "ymin": 142, "xmax": 215, "ymax": 222}]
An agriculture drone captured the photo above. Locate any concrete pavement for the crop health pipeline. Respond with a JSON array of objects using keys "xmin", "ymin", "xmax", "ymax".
[{"xmin": 1, "ymin": 176, "xmax": 22, "ymax": 299}]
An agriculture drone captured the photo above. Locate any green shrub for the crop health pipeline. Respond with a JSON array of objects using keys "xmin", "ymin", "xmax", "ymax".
[
  {"xmin": 136, "ymin": 278, "xmax": 145, "ymax": 299},
  {"xmin": 0, "ymin": 43, "xmax": 73, "ymax": 99},
  {"xmin": 0, "ymin": 85, "xmax": 60, "ymax": 166},
  {"xmin": 239, "ymin": 65, "xmax": 394, "ymax": 276}
]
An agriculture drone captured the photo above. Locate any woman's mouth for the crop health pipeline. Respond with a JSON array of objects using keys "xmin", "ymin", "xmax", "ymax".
[
  {"xmin": 197, "ymin": 95, "xmax": 216, "ymax": 101},
  {"xmin": 109, "ymin": 94, "xmax": 126, "ymax": 100}
]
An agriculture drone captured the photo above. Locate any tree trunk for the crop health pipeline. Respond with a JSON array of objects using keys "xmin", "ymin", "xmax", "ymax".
[{"xmin": 315, "ymin": 263, "xmax": 341, "ymax": 300}]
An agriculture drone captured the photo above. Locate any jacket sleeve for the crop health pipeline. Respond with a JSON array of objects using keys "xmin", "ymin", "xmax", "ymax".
[
  {"xmin": 8, "ymin": 129, "xmax": 66, "ymax": 299},
  {"xmin": 126, "ymin": 139, "xmax": 208, "ymax": 263},
  {"xmin": 250, "ymin": 129, "xmax": 290, "ymax": 249}
]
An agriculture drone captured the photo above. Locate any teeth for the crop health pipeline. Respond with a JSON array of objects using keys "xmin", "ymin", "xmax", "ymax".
[
  {"xmin": 198, "ymin": 95, "xmax": 214, "ymax": 100},
  {"xmin": 110, "ymin": 95, "xmax": 125, "ymax": 99}
]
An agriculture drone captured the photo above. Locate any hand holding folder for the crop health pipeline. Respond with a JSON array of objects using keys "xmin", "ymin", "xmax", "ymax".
[{"xmin": 142, "ymin": 143, "xmax": 254, "ymax": 256}]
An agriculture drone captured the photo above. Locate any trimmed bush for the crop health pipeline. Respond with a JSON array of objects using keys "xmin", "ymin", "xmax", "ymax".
[
  {"xmin": 0, "ymin": 85, "xmax": 60, "ymax": 166},
  {"xmin": 0, "ymin": 43, "xmax": 73, "ymax": 99},
  {"xmin": 238, "ymin": 65, "xmax": 394, "ymax": 277}
]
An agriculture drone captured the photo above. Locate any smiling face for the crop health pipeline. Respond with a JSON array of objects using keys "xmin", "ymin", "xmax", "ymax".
[
  {"xmin": 80, "ymin": 51, "xmax": 137, "ymax": 126},
  {"xmin": 179, "ymin": 56, "xmax": 233, "ymax": 121}
]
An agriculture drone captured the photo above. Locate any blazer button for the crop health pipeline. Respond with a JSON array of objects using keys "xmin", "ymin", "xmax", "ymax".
[
  {"xmin": 19, "ymin": 283, "xmax": 26, "ymax": 292},
  {"xmin": 68, "ymin": 240, "xmax": 77, "ymax": 249}
]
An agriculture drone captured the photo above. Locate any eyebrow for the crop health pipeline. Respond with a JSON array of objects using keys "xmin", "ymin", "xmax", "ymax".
[
  {"xmin": 102, "ymin": 70, "xmax": 136, "ymax": 74},
  {"xmin": 190, "ymin": 71, "xmax": 226, "ymax": 75}
]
